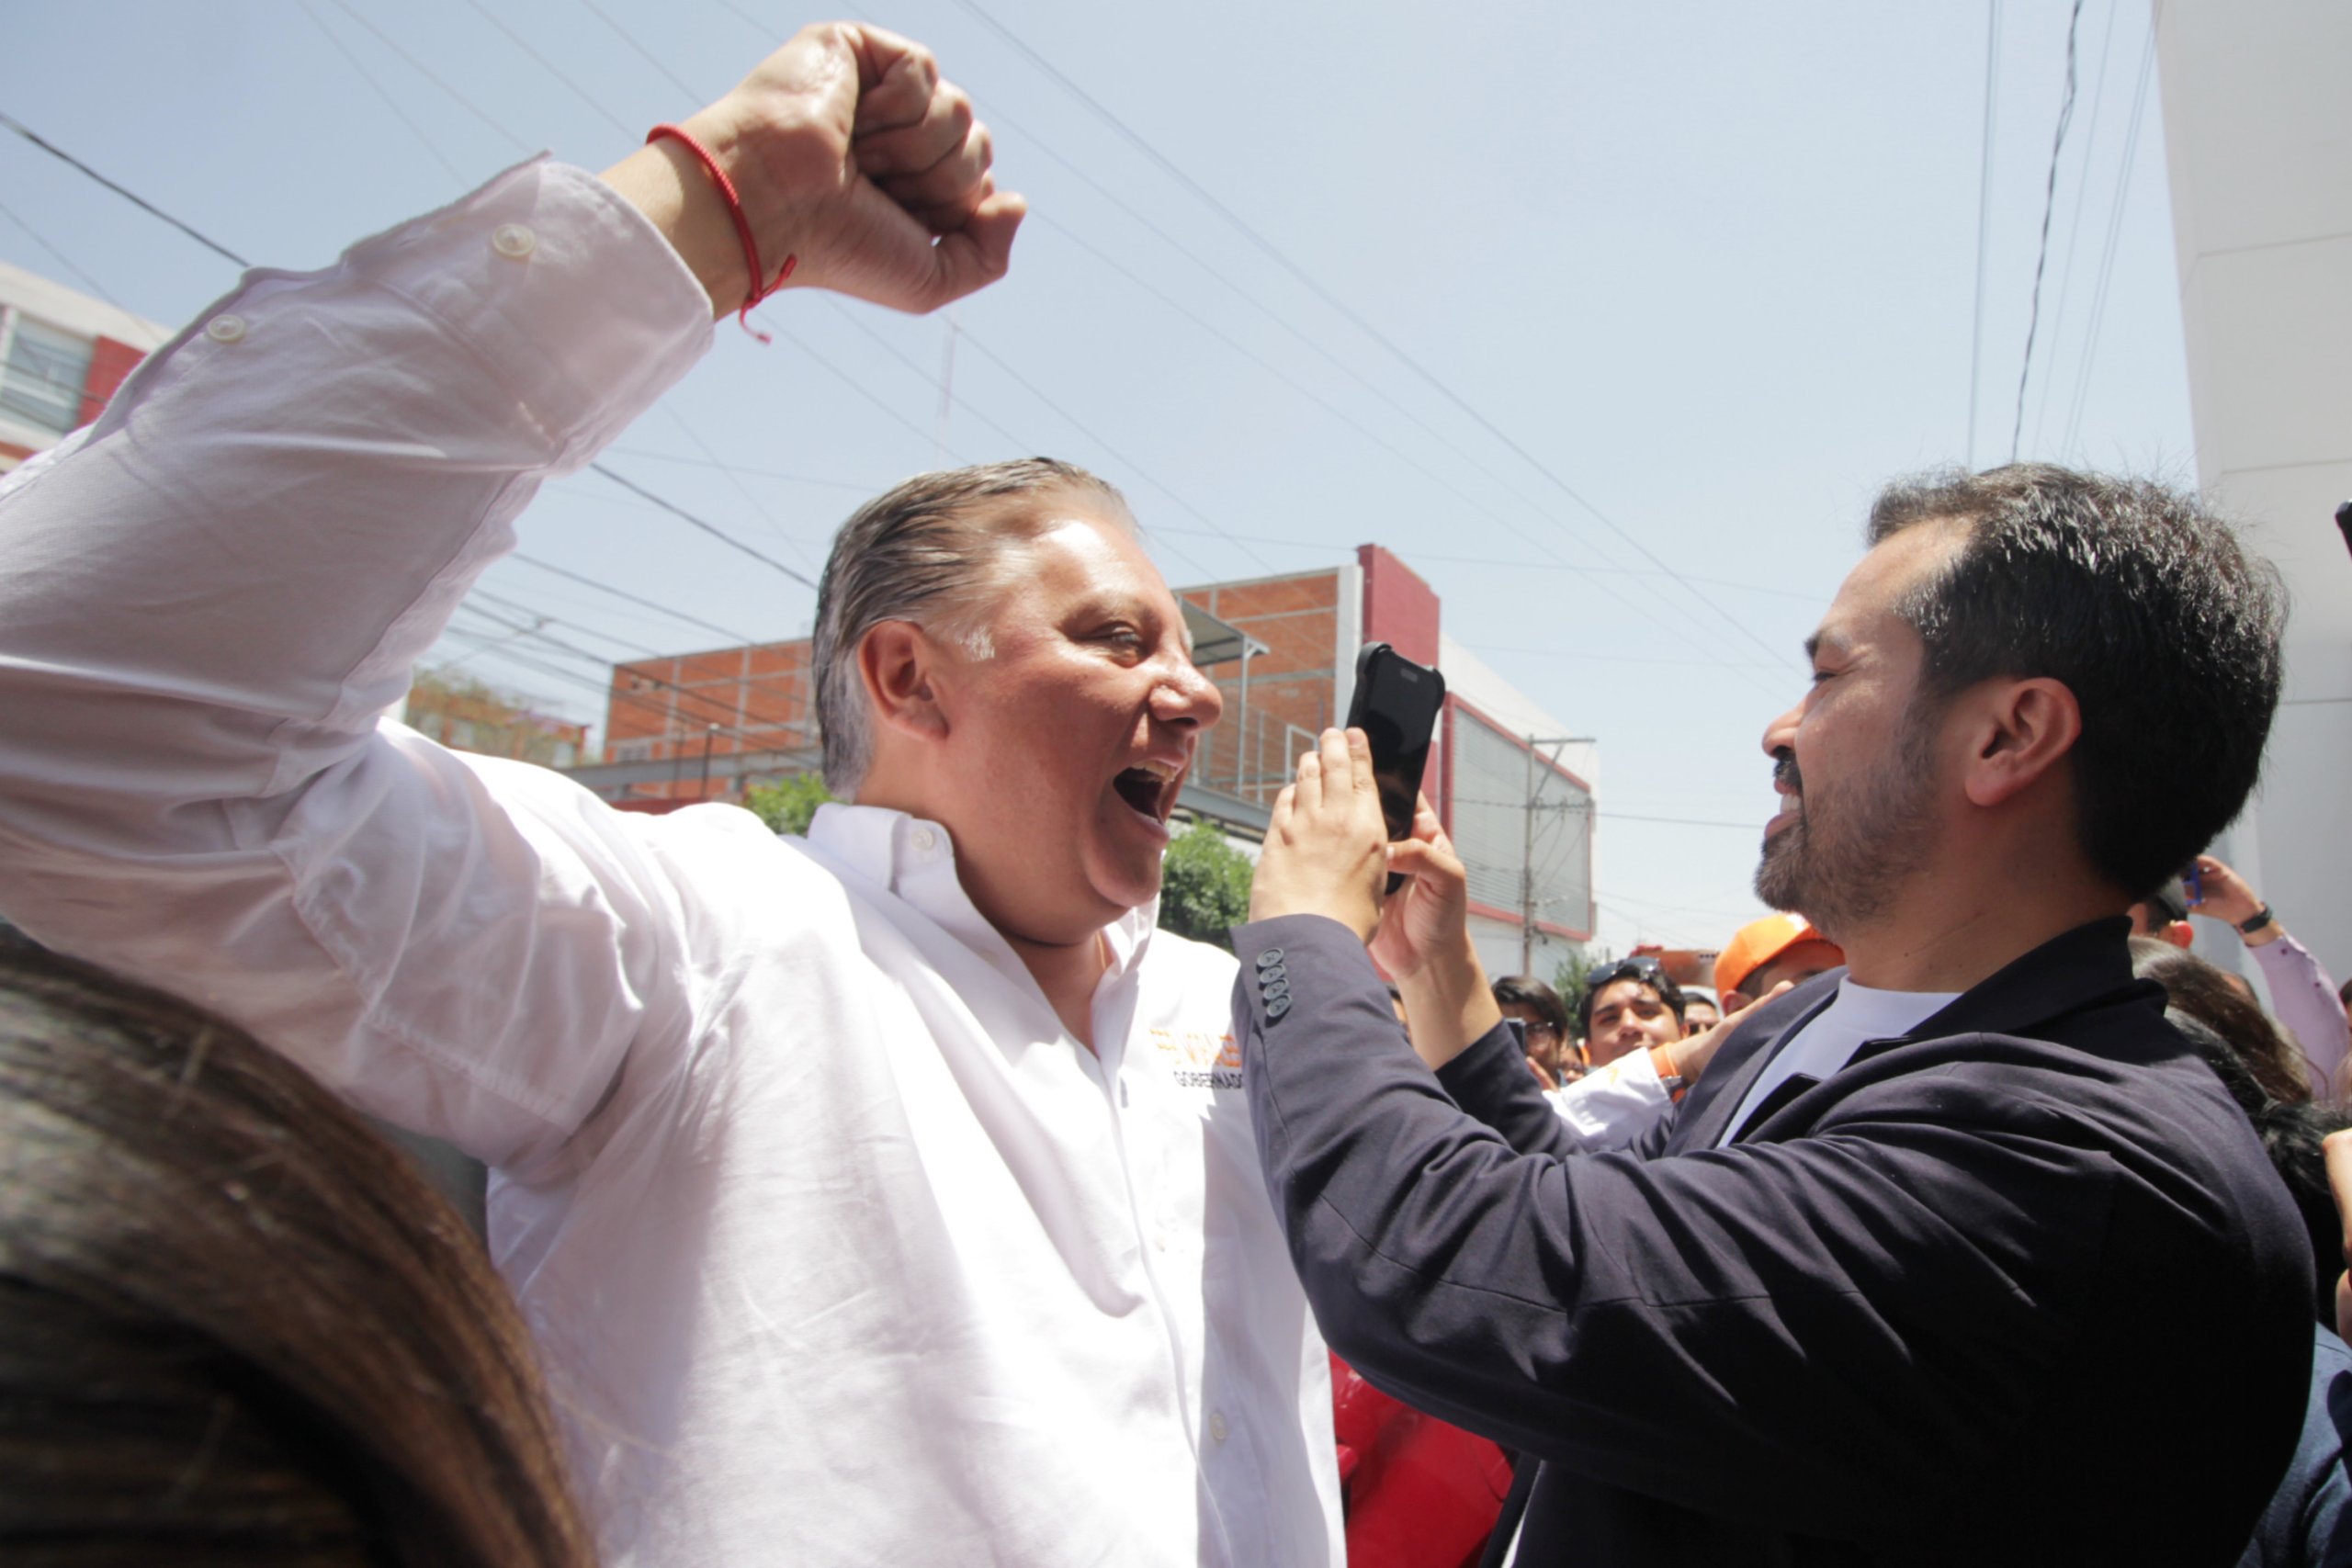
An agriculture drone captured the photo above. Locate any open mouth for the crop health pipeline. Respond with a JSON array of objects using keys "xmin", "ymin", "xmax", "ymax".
[{"xmin": 1112, "ymin": 760, "xmax": 1182, "ymax": 833}]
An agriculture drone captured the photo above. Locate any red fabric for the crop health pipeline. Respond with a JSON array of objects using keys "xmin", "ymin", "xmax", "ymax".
[
  {"xmin": 1330, "ymin": 1354, "xmax": 1512, "ymax": 1568},
  {"xmin": 645, "ymin": 123, "xmax": 795, "ymax": 340}
]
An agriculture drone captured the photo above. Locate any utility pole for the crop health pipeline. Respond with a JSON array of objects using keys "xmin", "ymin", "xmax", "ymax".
[
  {"xmin": 697, "ymin": 723, "xmax": 718, "ymax": 801},
  {"xmin": 1520, "ymin": 735, "xmax": 1595, "ymax": 974}
]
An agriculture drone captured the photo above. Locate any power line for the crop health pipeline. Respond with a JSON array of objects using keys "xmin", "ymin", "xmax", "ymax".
[
  {"xmin": 0, "ymin": 195, "xmax": 124, "ymax": 309},
  {"xmin": 0, "ymin": 111, "xmax": 251, "ymax": 268},
  {"xmin": 455, "ymin": 0, "xmax": 633, "ymax": 137},
  {"xmin": 2, "ymin": 107, "xmax": 830, "ymax": 609},
  {"xmin": 573, "ymin": 0, "xmax": 703, "ymax": 100},
  {"xmin": 321, "ymin": 0, "xmax": 533, "ymax": 153},
  {"xmin": 1965, "ymin": 0, "xmax": 2002, "ymax": 468},
  {"xmin": 601, "ymin": 446, "xmax": 877, "ymax": 494},
  {"xmin": 943, "ymin": 0, "xmax": 1804, "ymax": 677},
  {"xmin": 2030, "ymin": 0, "xmax": 2123, "ymax": 453},
  {"xmin": 586, "ymin": 463, "xmax": 820, "ymax": 590},
  {"xmin": 2009, "ymin": 0, "xmax": 2086, "ymax": 463},
  {"xmin": 298, "ymin": 0, "xmax": 466, "ymax": 184},
  {"xmin": 2061, "ymin": 6, "xmax": 2158, "ymax": 458},
  {"xmin": 508, "ymin": 551, "xmax": 760, "ymax": 644}
]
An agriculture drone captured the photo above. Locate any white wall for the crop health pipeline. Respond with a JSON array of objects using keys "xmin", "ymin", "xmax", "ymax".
[{"xmin": 2156, "ymin": 0, "xmax": 2352, "ymax": 979}]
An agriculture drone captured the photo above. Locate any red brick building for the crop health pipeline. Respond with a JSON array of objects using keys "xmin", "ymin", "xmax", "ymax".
[{"xmin": 576, "ymin": 544, "xmax": 1596, "ymax": 970}]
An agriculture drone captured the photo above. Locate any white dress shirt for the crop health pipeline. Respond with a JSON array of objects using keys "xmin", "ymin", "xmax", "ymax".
[
  {"xmin": 1545, "ymin": 1037, "xmax": 1674, "ymax": 1149},
  {"xmin": 0, "ymin": 157, "xmax": 1341, "ymax": 1568}
]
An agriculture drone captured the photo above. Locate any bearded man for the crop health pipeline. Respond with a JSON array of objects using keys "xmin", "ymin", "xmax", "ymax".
[{"xmin": 1230, "ymin": 466, "xmax": 2313, "ymax": 1564}]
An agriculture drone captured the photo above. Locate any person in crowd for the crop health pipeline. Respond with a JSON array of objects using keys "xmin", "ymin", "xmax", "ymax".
[
  {"xmin": 0, "ymin": 935, "xmax": 594, "ymax": 1568},
  {"xmin": 1235, "ymin": 464, "xmax": 2312, "ymax": 1562},
  {"xmin": 1714, "ymin": 911, "xmax": 1846, "ymax": 1013},
  {"xmin": 1679, "ymin": 993, "xmax": 1722, "ymax": 1034},
  {"xmin": 1493, "ymin": 974, "xmax": 1576, "ymax": 1088},
  {"xmin": 2128, "ymin": 880, "xmax": 2197, "ymax": 946},
  {"xmin": 2187, "ymin": 854, "xmax": 2350, "ymax": 1102},
  {"xmin": 0, "ymin": 25, "xmax": 1340, "ymax": 1567},
  {"xmin": 2132, "ymin": 937, "xmax": 2314, "ymax": 1106},
  {"xmin": 1576, "ymin": 955, "xmax": 1685, "ymax": 1067},
  {"xmin": 2165, "ymin": 1006, "xmax": 2352, "ymax": 1566}
]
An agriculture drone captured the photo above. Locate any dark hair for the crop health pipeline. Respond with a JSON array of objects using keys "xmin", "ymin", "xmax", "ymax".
[
  {"xmin": 2132, "ymin": 937, "xmax": 2310, "ymax": 1105},
  {"xmin": 1866, "ymin": 465, "xmax": 2284, "ymax": 900},
  {"xmin": 2253, "ymin": 1098, "xmax": 2352, "ymax": 1325},
  {"xmin": 1491, "ymin": 975, "xmax": 1569, "ymax": 1036},
  {"xmin": 1577, "ymin": 959, "xmax": 1687, "ymax": 1038},
  {"xmin": 2167, "ymin": 1001, "xmax": 2350, "ymax": 1325},
  {"xmin": 812, "ymin": 457, "xmax": 1128, "ymax": 795},
  {"xmin": 0, "ymin": 942, "xmax": 593, "ymax": 1567}
]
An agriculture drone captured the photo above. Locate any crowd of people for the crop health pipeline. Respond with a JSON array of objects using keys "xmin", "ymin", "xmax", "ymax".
[{"xmin": 1, "ymin": 18, "xmax": 2348, "ymax": 1568}]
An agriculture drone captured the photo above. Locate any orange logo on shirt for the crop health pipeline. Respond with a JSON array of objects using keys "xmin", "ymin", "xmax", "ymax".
[{"xmin": 1149, "ymin": 1027, "xmax": 1242, "ymax": 1090}]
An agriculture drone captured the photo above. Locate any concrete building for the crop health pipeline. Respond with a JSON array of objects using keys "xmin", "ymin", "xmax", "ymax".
[
  {"xmin": 2156, "ymin": 0, "xmax": 2352, "ymax": 978},
  {"xmin": 563, "ymin": 545, "xmax": 1599, "ymax": 978},
  {"xmin": 0, "ymin": 260, "xmax": 167, "ymax": 473}
]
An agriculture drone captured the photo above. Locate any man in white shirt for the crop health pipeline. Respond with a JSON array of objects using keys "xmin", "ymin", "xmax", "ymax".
[{"xmin": 0, "ymin": 23, "xmax": 1339, "ymax": 1568}]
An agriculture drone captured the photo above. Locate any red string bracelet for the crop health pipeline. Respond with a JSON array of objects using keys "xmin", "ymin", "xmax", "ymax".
[{"xmin": 646, "ymin": 122, "xmax": 798, "ymax": 342}]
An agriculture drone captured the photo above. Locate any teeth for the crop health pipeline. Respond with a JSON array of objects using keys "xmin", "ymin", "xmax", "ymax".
[{"xmin": 1131, "ymin": 760, "xmax": 1179, "ymax": 782}]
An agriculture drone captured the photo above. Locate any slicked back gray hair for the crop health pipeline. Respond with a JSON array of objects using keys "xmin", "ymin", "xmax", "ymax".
[{"xmin": 812, "ymin": 457, "xmax": 1131, "ymax": 796}]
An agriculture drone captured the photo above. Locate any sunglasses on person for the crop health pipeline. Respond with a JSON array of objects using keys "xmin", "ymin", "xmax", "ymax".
[{"xmin": 1585, "ymin": 955, "xmax": 1670, "ymax": 993}]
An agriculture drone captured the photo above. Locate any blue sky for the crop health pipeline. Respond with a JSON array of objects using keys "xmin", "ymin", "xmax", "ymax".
[{"xmin": 1, "ymin": 0, "xmax": 2197, "ymax": 954}]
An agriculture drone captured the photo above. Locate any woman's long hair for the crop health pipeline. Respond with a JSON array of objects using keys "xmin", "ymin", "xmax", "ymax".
[{"xmin": 0, "ymin": 937, "xmax": 594, "ymax": 1567}]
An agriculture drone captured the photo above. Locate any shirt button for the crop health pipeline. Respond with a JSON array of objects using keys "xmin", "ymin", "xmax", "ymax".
[
  {"xmin": 204, "ymin": 314, "xmax": 247, "ymax": 344},
  {"xmin": 492, "ymin": 222, "xmax": 537, "ymax": 259},
  {"xmin": 1209, "ymin": 1410, "xmax": 1229, "ymax": 1443},
  {"xmin": 911, "ymin": 827, "xmax": 937, "ymax": 853}
]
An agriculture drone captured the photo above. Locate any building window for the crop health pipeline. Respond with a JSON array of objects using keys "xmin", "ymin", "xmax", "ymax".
[{"xmin": 0, "ymin": 314, "xmax": 95, "ymax": 435}]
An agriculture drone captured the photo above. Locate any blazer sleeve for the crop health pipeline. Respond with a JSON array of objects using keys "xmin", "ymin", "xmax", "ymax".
[{"xmin": 1234, "ymin": 913, "xmax": 2138, "ymax": 1536}]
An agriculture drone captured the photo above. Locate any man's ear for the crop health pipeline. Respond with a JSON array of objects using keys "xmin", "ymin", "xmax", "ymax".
[
  {"xmin": 1721, "ymin": 988, "xmax": 1753, "ymax": 1014},
  {"xmin": 2164, "ymin": 920, "xmax": 2195, "ymax": 950},
  {"xmin": 858, "ymin": 620, "xmax": 953, "ymax": 744},
  {"xmin": 1959, "ymin": 676, "xmax": 2083, "ymax": 809}
]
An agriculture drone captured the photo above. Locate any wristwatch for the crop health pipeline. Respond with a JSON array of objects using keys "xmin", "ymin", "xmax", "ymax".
[{"xmin": 2239, "ymin": 904, "xmax": 2277, "ymax": 935}]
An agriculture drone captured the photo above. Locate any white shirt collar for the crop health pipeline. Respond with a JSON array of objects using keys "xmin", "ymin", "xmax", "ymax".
[{"xmin": 803, "ymin": 801, "xmax": 1162, "ymax": 992}]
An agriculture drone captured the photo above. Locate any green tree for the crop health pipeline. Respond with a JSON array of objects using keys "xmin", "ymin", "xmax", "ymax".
[
  {"xmin": 1157, "ymin": 818, "xmax": 1255, "ymax": 951},
  {"xmin": 1552, "ymin": 946, "xmax": 1598, "ymax": 1031},
  {"xmin": 743, "ymin": 773, "xmax": 834, "ymax": 837}
]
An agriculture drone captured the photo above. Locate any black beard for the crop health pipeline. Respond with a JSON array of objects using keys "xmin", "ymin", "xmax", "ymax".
[{"xmin": 1751, "ymin": 723, "xmax": 1940, "ymax": 941}]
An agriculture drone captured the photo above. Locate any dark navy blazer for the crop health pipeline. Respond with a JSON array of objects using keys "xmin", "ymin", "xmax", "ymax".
[{"xmin": 1236, "ymin": 915, "xmax": 2312, "ymax": 1566}]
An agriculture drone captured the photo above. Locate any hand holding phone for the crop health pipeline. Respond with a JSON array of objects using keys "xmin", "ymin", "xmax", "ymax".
[{"xmin": 1344, "ymin": 642, "xmax": 1446, "ymax": 894}]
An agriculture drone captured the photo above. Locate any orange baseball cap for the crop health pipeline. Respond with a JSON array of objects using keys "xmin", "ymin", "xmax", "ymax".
[{"xmin": 1714, "ymin": 913, "xmax": 1836, "ymax": 998}]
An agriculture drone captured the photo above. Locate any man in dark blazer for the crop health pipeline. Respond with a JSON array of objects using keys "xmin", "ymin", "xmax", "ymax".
[{"xmin": 1236, "ymin": 466, "xmax": 2314, "ymax": 1565}]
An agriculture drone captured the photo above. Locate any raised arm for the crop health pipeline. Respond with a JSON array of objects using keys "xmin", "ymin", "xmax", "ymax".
[{"xmin": 0, "ymin": 24, "xmax": 1018, "ymax": 1170}]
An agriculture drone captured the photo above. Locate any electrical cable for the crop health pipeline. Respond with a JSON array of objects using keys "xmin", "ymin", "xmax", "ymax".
[
  {"xmin": 0, "ymin": 111, "xmax": 249, "ymax": 269},
  {"xmin": 2009, "ymin": 0, "xmax": 2086, "ymax": 462},
  {"xmin": 0, "ymin": 196, "xmax": 127, "ymax": 310},
  {"xmin": 2061, "ymin": 7, "xmax": 2157, "ymax": 458},
  {"xmin": 448, "ymin": 602, "xmax": 781, "ymax": 739},
  {"xmin": 506, "ymin": 551, "xmax": 759, "ymax": 644},
  {"xmin": 573, "ymin": 0, "xmax": 704, "ymax": 100},
  {"xmin": 2030, "ymin": 0, "xmax": 2123, "ymax": 452},
  {"xmin": 601, "ymin": 446, "xmax": 877, "ymax": 493},
  {"xmin": 322, "ymin": 0, "xmax": 533, "ymax": 152},
  {"xmin": 1965, "ymin": 0, "xmax": 2002, "ymax": 468},
  {"xmin": 455, "ymin": 0, "xmax": 634, "ymax": 137},
  {"xmin": 586, "ymin": 463, "xmax": 819, "ymax": 589},
  {"xmin": 941, "ymin": 0, "xmax": 1804, "ymax": 677},
  {"xmin": 297, "ymin": 0, "xmax": 467, "ymax": 184}
]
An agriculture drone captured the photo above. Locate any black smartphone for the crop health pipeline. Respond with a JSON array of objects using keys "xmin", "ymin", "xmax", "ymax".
[{"xmin": 1344, "ymin": 641, "xmax": 1446, "ymax": 894}]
